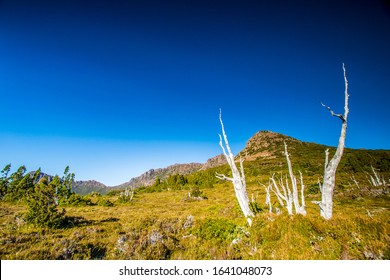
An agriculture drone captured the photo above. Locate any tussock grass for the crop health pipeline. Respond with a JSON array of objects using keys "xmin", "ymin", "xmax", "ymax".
[{"xmin": 1, "ymin": 183, "xmax": 389, "ymax": 260}]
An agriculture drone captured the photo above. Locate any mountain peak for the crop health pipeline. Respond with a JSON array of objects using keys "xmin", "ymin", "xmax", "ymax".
[{"xmin": 238, "ymin": 130, "xmax": 302, "ymax": 160}]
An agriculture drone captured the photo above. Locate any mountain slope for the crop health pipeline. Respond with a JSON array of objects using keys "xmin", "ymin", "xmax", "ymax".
[
  {"xmin": 233, "ymin": 130, "xmax": 390, "ymax": 191},
  {"xmin": 75, "ymin": 130, "xmax": 390, "ymax": 194},
  {"xmin": 73, "ymin": 180, "xmax": 108, "ymax": 195},
  {"xmin": 114, "ymin": 163, "xmax": 204, "ymax": 189}
]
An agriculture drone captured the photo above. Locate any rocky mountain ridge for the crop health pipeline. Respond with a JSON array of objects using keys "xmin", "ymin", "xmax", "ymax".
[
  {"xmin": 51, "ymin": 130, "xmax": 390, "ymax": 195},
  {"xmin": 73, "ymin": 154, "xmax": 228, "ymax": 194}
]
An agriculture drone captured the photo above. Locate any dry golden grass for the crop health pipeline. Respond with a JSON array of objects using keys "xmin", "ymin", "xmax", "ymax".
[{"xmin": 1, "ymin": 182, "xmax": 389, "ymax": 260}]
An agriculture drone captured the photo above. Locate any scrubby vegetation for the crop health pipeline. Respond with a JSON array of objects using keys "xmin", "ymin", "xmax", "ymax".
[
  {"xmin": 0, "ymin": 134, "xmax": 389, "ymax": 260},
  {"xmin": 0, "ymin": 182, "xmax": 388, "ymax": 260}
]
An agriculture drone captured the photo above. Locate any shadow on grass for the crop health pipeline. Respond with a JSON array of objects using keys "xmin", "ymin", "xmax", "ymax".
[
  {"xmin": 100, "ymin": 217, "xmax": 119, "ymax": 223},
  {"xmin": 63, "ymin": 216, "xmax": 93, "ymax": 228},
  {"xmin": 88, "ymin": 243, "xmax": 107, "ymax": 259},
  {"xmin": 62, "ymin": 216, "xmax": 120, "ymax": 229}
]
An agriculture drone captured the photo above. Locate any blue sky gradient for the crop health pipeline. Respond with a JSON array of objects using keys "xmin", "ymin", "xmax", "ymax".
[{"xmin": 1, "ymin": 0, "xmax": 389, "ymax": 185}]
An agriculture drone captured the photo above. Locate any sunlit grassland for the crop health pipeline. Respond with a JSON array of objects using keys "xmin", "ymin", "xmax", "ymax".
[{"xmin": 1, "ymin": 179, "xmax": 389, "ymax": 260}]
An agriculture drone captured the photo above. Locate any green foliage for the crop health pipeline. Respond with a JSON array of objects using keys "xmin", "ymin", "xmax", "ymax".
[
  {"xmin": 188, "ymin": 169, "xmax": 217, "ymax": 188},
  {"xmin": 25, "ymin": 178, "xmax": 66, "ymax": 229},
  {"xmin": 1, "ymin": 135, "xmax": 390, "ymax": 260},
  {"xmin": 137, "ymin": 185, "xmax": 163, "ymax": 193},
  {"xmin": 307, "ymin": 183, "xmax": 320, "ymax": 195},
  {"xmin": 165, "ymin": 174, "xmax": 188, "ymax": 189},
  {"xmin": 97, "ymin": 197, "xmax": 114, "ymax": 207},
  {"xmin": 189, "ymin": 186, "xmax": 207, "ymax": 199},
  {"xmin": 105, "ymin": 189, "xmax": 122, "ymax": 196},
  {"xmin": 191, "ymin": 218, "xmax": 241, "ymax": 242},
  {"xmin": 84, "ymin": 191, "xmax": 102, "ymax": 198},
  {"xmin": 56, "ymin": 166, "xmax": 75, "ymax": 203},
  {"xmin": 63, "ymin": 193, "xmax": 94, "ymax": 206},
  {"xmin": 153, "ymin": 178, "xmax": 161, "ymax": 187},
  {"xmin": 2, "ymin": 166, "xmax": 27, "ymax": 202},
  {"xmin": 54, "ymin": 167, "xmax": 94, "ymax": 206},
  {"xmin": 0, "ymin": 164, "xmax": 11, "ymax": 199},
  {"xmin": 249, "ymin": 200, "xmax": 263, "ymax": 214}
]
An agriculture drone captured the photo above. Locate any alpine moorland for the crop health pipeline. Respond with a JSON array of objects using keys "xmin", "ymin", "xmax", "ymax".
[{"xmin": 0, "ymin": 131, "xmax": 389, "ymax": 260}]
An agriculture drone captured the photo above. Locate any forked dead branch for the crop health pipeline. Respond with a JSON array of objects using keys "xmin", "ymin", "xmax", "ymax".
[
  {"xmin": 265, "ymin": 142, "xmax": 306, "ymax": 216},
  {"xmin": 216, "ymin": 110, "xmax": 254, "ymax": 226},
  {"xmin": 313, "ymin": 63, "xmax": 350, "ymax": 220}
]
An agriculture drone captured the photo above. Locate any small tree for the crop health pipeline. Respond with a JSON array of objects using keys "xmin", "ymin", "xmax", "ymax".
[
  {"xmin": 215, "ymin": 110, "xmax": 254, "ymax": 226},
  {"xmin": 25, "ymin": 177, "xmax": 66, "ymax": 228},
  {"xmin": 3, "ymin": 166, "xmax": 36, "ymax": 202},
  {"xmin": 58, "ymin": 166, "xmax": 74, "ymax": 201},
  {"xmin": 0, "ymin": 164, "xmax": 11, "ymax": 199},
  {"xmin": 314, "ymin": 63, "xmax": 350, "ymax": 220}
]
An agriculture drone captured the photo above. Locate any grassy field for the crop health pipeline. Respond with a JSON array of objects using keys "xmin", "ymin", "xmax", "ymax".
[{"xmin": 1, "ymin": 180, "xmax": 389, "ymax": 260}]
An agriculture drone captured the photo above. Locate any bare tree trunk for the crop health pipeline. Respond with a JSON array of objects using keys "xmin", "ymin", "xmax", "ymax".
[
  {"xmin": 269, "ymin": 174, "xmax": 292, "ymax": 214},
  {"xmin": 215, "ymin": 110, "xmax": 254, "ymax": 226},
  {"xmin": 262, "ymin": 183, "xmax": 272, "ymax": 213},
  {"xmin": 317, "ymin": 63, "xmax": 349, "ymax": 220},
  {"xmin": 350, "ymin": 174, "xmax": 360, "ymax": 189},
  {"xmin": 268, "ymin": 143, "xmax": 306, "ymax": 215},
  {"xmin": 284, "ymin": 142, "xmax": 306, "ymax": 215},
  {"xmin": 120, "ymin": 185, "xmax": 135, "ymax": 202},
  {"xmin": 367, "ymin": 165, "xmax": 385, "ymax": 187}
]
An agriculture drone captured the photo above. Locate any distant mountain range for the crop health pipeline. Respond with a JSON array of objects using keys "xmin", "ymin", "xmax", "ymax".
[
  {"xmin": 72, "ymin": 154, "xmax": 227, "ymax": 195},
  {"xmin": 67, "ymin": 130, "xmax": 390, "ymax": 195}
]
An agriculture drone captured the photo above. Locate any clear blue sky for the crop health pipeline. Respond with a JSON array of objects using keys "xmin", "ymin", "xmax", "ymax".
[{"xmin": 1, "ymin": 0, "xmax": 389, "ymax": 186}]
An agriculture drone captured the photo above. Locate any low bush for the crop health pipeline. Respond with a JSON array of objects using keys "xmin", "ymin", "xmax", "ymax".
[{"xmin": 25, "ymin": 178, "xmax": 66, "ymax": 229}]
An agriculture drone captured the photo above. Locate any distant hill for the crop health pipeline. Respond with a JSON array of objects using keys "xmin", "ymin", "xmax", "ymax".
[
  {"xmin": 234, "ymin": 131, "xmax": 390, "ymax": 190},
  {"xmin": 238, "ymin": 130, "xmax": 304, "ymax": 160},
  {"xmin": 113, "ymin": 155, "xmax": 228, "ymax": 190},
  {"xmin": 238, "ymin": 130, "xmax": 389, "ymax": 169},
  {"xmin": 27, "ymin": 172, "xmax": 109, "ymax": 196},
  {"xmin": 113, "ymin": 163, "xmax": 203, "ymax": 189},
  {"xmin": 73, "ymin": 130, "xmax": 390, "ymax": 195},
  {"xmin": 73, "ymin": 180, "xmax": 108, "ymax": 196}
]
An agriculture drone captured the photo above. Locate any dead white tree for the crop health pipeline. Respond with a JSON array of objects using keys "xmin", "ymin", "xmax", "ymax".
[
  {"xmin": 262, "ymin": 183, "xmax": 273, "ymax": 213},
  {"xmin": 366, "ymin": 165, "xmax": 386, "ymax": 187},
  {"xmin": 120, "ymin": 185, "xmax": 135, "ymax": 202},
  {"xmin": 284, "ymin": 142, "xmax": 306, "ymax": 215},
  {"xmin": 269, "ymin": 174, "xmax": 293, "ymax": 215},
  {"xmin": 314, "ymin": 63, "xmax": 350, "ymax": 220},
  {"xmin": 215, "ymin": 110, "xmax": 254, "ymax": 226},
  {"xmin": 350, "ymin": 174, "xmax": 360, "ymax": 189},
  {"xmin": 268, "ymin": 142, "xmax": 306, "ymax": 215}
]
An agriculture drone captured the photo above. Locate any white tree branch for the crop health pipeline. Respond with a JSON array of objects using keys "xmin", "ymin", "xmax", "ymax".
[
  {"xmin": 215, "ymin": 172, "xmax": 233, "ymax": 182},
  {"xmin": 216, "ymin": 109, "xmax": 254, "ymax": 226},
  {"xmin": 317, "ymin": 63, "xmax": 350, "ymax": 220}
]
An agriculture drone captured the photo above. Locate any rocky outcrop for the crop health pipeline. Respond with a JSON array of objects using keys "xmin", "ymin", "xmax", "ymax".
[
  {"xmin": 201, "ymin": 154, "xmax": 227, "ymax": 170},
  {"xmin": 115, "ymin": 162, "xmax": 203, "ymax": 189},
  {"xmin": 238, "ymin": 130, "xmax": 302, "ymax": 160}
]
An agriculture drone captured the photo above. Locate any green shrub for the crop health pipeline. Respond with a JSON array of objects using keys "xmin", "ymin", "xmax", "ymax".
[
  {"xmin": 106, "ymin": 189, "xmax": 122, "ymax": 196},
  {"xmin": 25, "ymin": 178, "xmax": 66, "ymax": 229},
  {"xmin": 249, "ymin": 200, "xmax": 263, "ymax": 214},
  {"xmin": 189, "ymin": 186, "xmax": 207, "ymax": 199},
  {"xmin": 62, "ymin": 193, "xmax": 94, "ymax": 206},
  {"xmin": 191, "ymin": 218, "xmax": 240, "ymax": 242},
  {"xmin": 307, "ymin": 183, "xmax": 320, "ymax": 194},
  {"xmin": 97, "ymin": 197, "xmax": 114, "ymax": 207}
]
